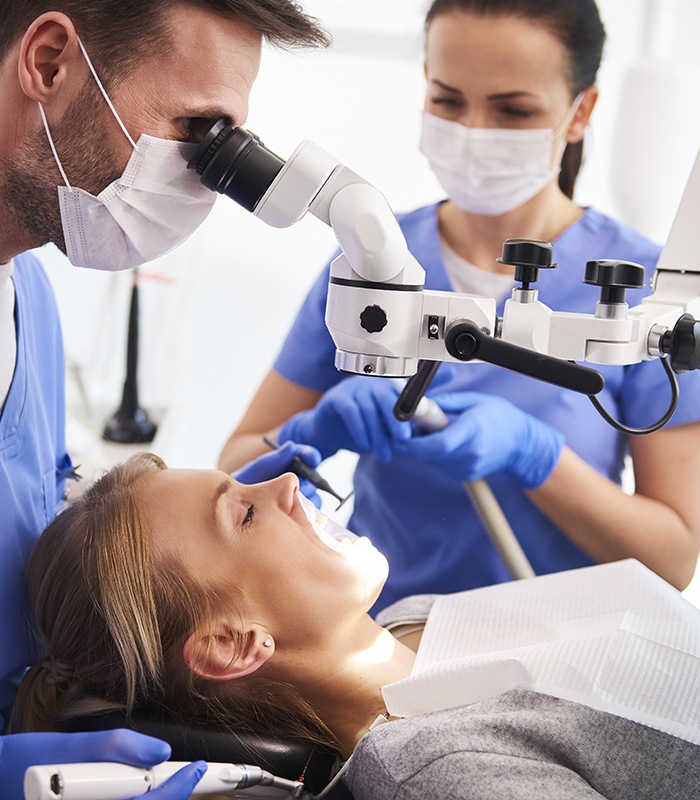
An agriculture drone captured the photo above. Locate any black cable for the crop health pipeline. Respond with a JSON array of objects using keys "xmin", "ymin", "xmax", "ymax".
[{"xmin": 586, "ymin": 356, "xmax": 679, "ymax": 435}]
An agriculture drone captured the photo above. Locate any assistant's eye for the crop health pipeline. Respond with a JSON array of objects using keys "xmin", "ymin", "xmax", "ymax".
[
  {"xmin": 243, "ymin": 504, "xmax": 255, "ymax": 527},
  {"xmin": 499, "ymin": 106, "xmax": 535, "ymax": 119},
  {"xmin": 429, "ymin": 96, "xmax": 462, "ymax": 109}
]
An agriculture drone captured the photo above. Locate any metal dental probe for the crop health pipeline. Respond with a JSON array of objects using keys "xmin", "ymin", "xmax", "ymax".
[{"xmin": 262, "ymin": 436, "xmax": 354, "ymax": 510}]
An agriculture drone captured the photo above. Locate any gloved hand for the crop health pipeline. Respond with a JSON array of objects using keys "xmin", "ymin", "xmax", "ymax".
[
  {"xmin": 394, "ymin": 391, "xmax": 565, "ymax": 489},
  {"xmin": 278, "ymin": 377, "xmax": 411, "ymax": 463},
  {"xmin": 232, "ymin": 440, "xmax": 324, "ymax": 507},
  {"xmin": 0, "ymin": 729, "xmax": 206, "ymax": 800}
]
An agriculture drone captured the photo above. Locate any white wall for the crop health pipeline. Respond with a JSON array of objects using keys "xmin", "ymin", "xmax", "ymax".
[{"xmin": 37, "ymin": 0, "xmax": 700, "ymax": 483}]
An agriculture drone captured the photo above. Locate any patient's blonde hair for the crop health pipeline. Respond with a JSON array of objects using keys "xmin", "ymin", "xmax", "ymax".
[{"xmin": 12, "ymin": 453, "xmax": 336, "ymax": 750}]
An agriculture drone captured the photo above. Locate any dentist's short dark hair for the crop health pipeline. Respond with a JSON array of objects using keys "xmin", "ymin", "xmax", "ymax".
[{"xmin": 0, "ymin": 0, "xmax": 330, "ymax": 81}]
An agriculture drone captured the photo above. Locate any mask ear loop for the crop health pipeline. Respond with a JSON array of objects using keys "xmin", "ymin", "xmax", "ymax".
[
  {"xmin": 551, "ymin": 90, "xmax": 586, "ymax": 169},
  {"xmin": 38, "ymin": 36, "xmax": 140, "ymax": 192},
  {"xmin": 38, "ymin": 102, "xmax": 73, "ymax": 190},
  {"xmin": 553, "ymin": 90, "xmax": 586, "ymax": 139},
  {"xmin": 76, "ymin": 36, "xmax": 138, "ymax": 151}
]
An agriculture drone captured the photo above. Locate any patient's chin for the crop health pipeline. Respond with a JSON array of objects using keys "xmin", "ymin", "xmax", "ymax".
[{"xmin": 351, "ymin": 540, "xmax": 389, "ymax": 607}]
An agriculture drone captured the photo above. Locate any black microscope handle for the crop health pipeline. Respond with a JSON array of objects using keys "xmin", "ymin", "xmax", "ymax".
[
  {"xmin": 445, "ymin": 321, "xmax": 605, "ymax": 396},
  {"xmin": 394, "ymin": 360, "xmax": 441, "ymax": 421}
]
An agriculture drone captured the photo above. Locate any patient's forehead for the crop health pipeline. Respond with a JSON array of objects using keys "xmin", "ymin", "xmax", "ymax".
[
  {"xmin": 140, "ymin": 467, "xmax": 224, "ymax": 495},
  {"xmin": 136, "ymin": 468, "xmax": 227, "ymax": 542}
]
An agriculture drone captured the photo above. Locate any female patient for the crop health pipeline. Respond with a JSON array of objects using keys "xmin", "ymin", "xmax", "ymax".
[{"xmin": 12, "ymin": 454, "xmax": 700, "ymax": 799}]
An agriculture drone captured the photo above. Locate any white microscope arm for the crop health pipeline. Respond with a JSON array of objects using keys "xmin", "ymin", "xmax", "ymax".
[
  {"xmin": 189, "ymin": 123, "xmax": 700, "ymax": 400},
  {"xmin": 234, "ymin": 137, "xmax": 598, "ymax": 392}
]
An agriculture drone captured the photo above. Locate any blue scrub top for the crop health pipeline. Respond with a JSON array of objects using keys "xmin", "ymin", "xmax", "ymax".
[
  {"xmin": 0, "ymin": 252, "xmax": 71, "ymax": 725},
  {"xmin": 274, "ymin": 205, "xmax": 700, "ymax": 613}
]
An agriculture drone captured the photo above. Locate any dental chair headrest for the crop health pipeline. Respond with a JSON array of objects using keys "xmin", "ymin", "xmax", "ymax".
[{"xmin": 65, "ymin": 706, "xmax": 353, "ymax": 798}]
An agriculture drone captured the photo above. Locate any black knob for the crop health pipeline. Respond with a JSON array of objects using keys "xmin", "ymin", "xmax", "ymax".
[
  {"xmin": 661, "ymin": 313, "xmax": 700, "ymax": 374},
  {"xmin": 448, "ymin": 330, "xmax": 479, "ymax": 358},
  {"xmin": 359, "ymin": 304, "xmax": 388, "ymax": 334},
  {"xmin": 584, "ymin": 259, "xmax": 646, "ymax": 304},
  {"xmin": 497, "ymin": 239, "xmax": 557, "ymax": 288}
]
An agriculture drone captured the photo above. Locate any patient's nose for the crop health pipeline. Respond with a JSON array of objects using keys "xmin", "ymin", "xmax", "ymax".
[{"xmin": 264, "ymin": 472, "xmax": 299, "ymax": 513}]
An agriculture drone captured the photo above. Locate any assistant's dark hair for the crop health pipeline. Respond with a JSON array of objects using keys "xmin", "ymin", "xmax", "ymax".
[
  {"xmin": 425, "ymin": 0, "xmax": 606, "ymax": 198},
  {"xmin": 0, "ymin": 1, "xmax": 330, "ymax": 84}
]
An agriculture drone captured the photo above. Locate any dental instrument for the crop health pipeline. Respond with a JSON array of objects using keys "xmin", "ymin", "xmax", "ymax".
[
  {"xmin": 263, "ymin": 436, "xmax": 353, "ymax": 510},
  {"xmin": 23, "ymin": 761, "xmax": 306, "ymax": 800}
]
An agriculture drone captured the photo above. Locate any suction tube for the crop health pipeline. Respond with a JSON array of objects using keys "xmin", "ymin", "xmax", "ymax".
[{"xmin": 187, "ymin": 119, "xmax": 285, "ymax": 211}]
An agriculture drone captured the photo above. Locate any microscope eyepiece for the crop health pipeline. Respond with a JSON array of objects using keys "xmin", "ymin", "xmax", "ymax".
[{"xmin": 188, "ymin": 119, "xmax": 285, "ymax": 212}]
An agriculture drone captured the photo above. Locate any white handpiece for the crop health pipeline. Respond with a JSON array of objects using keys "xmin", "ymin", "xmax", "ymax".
[
  {"xmin": 412, "ymin": 396, "xmax": 450, "ymax": 433},
  {"xmin": 24, "ymin": 762, "xmax": 265, "ymax": 800}
]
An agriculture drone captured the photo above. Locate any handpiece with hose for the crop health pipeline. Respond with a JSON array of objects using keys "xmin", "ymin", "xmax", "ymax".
[{"xmin": 24, "ymin": 761, "xmax": 306, "ymax": 800}]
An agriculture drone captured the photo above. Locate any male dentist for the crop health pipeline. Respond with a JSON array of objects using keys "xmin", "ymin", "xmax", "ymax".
[{"xmin": 0, "ymin": 2, "xmax": 328, "ymax": 797}]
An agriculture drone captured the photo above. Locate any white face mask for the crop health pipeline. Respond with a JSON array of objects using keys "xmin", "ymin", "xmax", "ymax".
[
  {"xmin": 40, "ymin": 39, "xmax": 217, "ymax": 271},
  {"xmin": 419, "ymin": 95, "xmax": 583, "ymax": 216}
]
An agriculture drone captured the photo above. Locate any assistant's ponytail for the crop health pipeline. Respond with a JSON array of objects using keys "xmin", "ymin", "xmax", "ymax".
[{"xmin": 559, "ymin": 140, "xmax": 584, "ymax": 199}]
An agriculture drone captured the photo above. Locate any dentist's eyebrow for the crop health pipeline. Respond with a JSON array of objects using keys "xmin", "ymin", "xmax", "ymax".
[
  {"xmin": 183, "ymin": 108, "xmax": 236, "ymax": 125},
  {"xmin": 212, "ymin": 479, "xmax": 232, "ymax": 521}
]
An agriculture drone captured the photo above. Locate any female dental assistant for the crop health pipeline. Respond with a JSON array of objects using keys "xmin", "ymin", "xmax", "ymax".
[{"xmin": 218, "ymin": 0, "xmax": 700, "ymax": 612}]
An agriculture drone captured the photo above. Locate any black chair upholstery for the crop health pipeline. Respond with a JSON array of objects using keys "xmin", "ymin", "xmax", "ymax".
[{"xmin": 65, "ymin": 707, "xmax": 354, "ymax": 798}]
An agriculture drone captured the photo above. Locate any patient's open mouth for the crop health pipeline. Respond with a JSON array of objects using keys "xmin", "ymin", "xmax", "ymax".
[{"xmin": 297, "ymin": 493, "xmax": 360, "ymax": 553}]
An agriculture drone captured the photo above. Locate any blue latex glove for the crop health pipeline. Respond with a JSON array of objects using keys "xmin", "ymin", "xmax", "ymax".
[
  {"xmin": 278, "ymin": 376, "xmax": 411, "ymax": 463},
  {"xmin": 394, "ymin": 391, "xmax": 565, "ymax": 489},
  {"xmin": 232, "ymin": 440, "xmax": 324, "ymax": 507},
  {"xmin": 0, "ymin": 729, "xmax": 206, "ymax": 800}
]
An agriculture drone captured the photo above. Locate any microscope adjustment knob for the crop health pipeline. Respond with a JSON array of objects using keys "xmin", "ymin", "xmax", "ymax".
[
  {"xmin": 584, "ymin": 259, "xmax": 646, "ymax": 304},
  {"xmin": 359, "ymin": 304, "xmax": 388, "ymax": 334},
  {"xmin": 661, "ymin": 313, "xmax": 700, "ymax": 374},
  {"xmin": 497, "ymin": 239, "xmax": 557, "ymax": 288}
]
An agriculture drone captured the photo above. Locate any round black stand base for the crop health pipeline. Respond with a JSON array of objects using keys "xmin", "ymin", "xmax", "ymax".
[{"xmin": 103, "ymin": 407, "xmax": 157, "ymax": 444}]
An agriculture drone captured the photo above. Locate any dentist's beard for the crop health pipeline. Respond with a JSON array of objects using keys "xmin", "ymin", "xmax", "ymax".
[{"xmin": 2, "ymin": 84, "xmax": 123, "ymax": 254}]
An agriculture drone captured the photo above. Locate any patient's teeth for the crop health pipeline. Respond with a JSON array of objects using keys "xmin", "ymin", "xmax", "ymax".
[{"xmin": 297, "ymin": 493, "xmax": 360, "ymax": 551}]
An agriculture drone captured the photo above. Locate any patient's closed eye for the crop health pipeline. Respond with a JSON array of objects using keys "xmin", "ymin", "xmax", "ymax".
[{"xmin": 243, "ymin": 505, "xmax": 255, "ymax": 527}]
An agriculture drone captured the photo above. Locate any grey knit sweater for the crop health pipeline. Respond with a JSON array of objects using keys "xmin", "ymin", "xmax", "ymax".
[{"xmin": 344, "ymin": 595, "xmax": 700, "ymax": 799}]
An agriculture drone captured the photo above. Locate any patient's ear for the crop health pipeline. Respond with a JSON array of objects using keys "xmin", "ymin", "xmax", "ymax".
[{"xmin": 183, "ymin": 621, "xmax": 274, "ymax": 681}]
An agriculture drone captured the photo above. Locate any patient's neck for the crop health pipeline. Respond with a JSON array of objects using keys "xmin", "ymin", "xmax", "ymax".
[{"xmin": 282, "ymin": 615, "xmax": 416, "ymax": 759}]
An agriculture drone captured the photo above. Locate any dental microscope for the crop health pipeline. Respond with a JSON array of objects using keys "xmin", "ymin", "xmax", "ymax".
[{"xmin": 189, "ymin": 120, "xmax": 700, "ymax": 428}]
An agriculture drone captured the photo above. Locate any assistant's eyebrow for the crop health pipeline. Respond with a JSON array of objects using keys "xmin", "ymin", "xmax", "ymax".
[
  {"xmin": 487, "ymin": 90, "xmax": 538, "ymax": 101},
  {"xmin": 212, "ymin": 478, "xmax": 232, "ymax": 521},
  {"xmin": 430, "ymin": 79, "xmax": 463, "ymax": 95}
]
